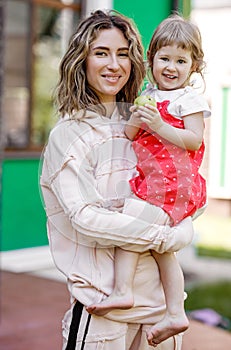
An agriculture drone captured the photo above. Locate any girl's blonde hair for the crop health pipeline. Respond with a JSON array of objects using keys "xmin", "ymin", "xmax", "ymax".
[
  {"xmin": 147, "ymin": 14, "xmax": 205, "ymax": 85},
  {"xmin": 55, "ymin": 10, "xmax": 145, "ymax": 118}
]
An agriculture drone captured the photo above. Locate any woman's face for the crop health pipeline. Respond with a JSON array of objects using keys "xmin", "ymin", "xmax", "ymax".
[{"xmin": 86, "ymin": 28, "xmax": 132, "ymax": 103}]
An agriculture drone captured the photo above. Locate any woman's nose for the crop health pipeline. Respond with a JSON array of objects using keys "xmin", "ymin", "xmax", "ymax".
[{"xmin": 107, "ymin": 54, "xmax": 120, "ymax": 69}]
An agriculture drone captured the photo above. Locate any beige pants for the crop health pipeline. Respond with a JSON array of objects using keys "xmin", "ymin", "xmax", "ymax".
[
  {"xmin": 62, "ymin": 301, "xmax": 182, "ymax": 350},
  {"xmin": 62, "ymin": 198, "xmax": 186, "ymax": 350}
]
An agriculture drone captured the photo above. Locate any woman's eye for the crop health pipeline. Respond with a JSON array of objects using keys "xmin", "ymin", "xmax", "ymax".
[
  {"xmin": 119, "ymin": 52, "xmax": 129, "ymax": 57},
  {"xmin": 95, "ymin": 51, "xmax": 107, "ymax": 56}
]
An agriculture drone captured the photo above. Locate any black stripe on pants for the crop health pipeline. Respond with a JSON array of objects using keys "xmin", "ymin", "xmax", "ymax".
[{"xmin": 65, "ymin": 301, "xmax": 91, "ymax": 350}]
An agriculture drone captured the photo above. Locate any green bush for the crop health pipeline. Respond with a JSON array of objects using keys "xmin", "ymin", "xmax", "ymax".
[
  {"xmin": 196, "ymin": 246, "xmax": 231, "ymax": 260},
  {"xmin": 185, "ymin": 281, "xmax": 231, "ymax": 330}
]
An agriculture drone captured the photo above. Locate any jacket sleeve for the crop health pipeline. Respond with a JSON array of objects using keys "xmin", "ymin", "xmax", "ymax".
[{"xmin": 46, "ymin": 166, "xmax": 194, "ymax": 254}]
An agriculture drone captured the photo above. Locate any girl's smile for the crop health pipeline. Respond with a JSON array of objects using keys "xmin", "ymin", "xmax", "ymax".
[{"xmin": 153, "ymin": 44, "xmax": 193, "ymax": 91}]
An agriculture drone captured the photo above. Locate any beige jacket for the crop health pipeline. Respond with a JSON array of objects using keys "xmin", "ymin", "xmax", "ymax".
[{"xmin": 40, "ymin": 108, "xmax": 193, "ymax": 324}]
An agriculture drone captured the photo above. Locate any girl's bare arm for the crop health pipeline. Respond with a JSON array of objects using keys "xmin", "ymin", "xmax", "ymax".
[
  {"xmin": 124, "ymin": 106, "xmax": 142, "ymax": 140},
  {"xmin": 137, "ymin": 105, "xmax": 204, "ymax": 150}
]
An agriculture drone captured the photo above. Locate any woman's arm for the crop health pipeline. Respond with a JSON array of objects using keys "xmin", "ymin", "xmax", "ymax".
[
  {"xmin": 49, "ymin": 157, "xmax": 166, "ymax": 250},
  {"xmin": 50, "ymin": 159, "xmax": 193, "ymax": 252},
  {"xmin": 43, "ymin": 155, "xmax": 193, "ymax": 253}
]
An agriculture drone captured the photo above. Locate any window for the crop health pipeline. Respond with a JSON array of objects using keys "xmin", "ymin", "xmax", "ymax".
[{"xmin": 3, "ymin": 0, "xmax": 81, "ymax": 150}]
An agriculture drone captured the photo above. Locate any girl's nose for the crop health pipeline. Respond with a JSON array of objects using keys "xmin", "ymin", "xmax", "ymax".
[{"xmin": 167, "ymin": 60, "xmax": 176, "ymax": 70}]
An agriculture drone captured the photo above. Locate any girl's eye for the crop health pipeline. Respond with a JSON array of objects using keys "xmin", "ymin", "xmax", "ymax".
[
  {"xmin": 160, "ymin": 57, "xmax": 169, "ymax": 62},
  {"xmin": 178, "ymin": 59, "xmax": 186, "ymax": 64}
]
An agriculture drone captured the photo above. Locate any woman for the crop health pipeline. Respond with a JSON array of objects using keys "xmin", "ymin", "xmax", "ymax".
[{"xmin": 40, "ymin": 10, "xmax": 193, "ymax": 350}]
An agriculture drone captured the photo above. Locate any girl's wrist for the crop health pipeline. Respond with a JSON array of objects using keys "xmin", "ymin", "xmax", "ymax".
[{"xmin": 128, "ymin": 115, "xmax": 141, "ymax": 128}]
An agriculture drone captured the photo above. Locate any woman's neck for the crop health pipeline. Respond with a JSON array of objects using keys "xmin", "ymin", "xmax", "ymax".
[{"xmin": 104, "ymin": 101, "xmax": 116, "ymax": 117}]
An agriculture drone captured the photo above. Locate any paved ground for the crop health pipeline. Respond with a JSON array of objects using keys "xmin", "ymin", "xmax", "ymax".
[
  {"xmin": 0, "ymin": 271, "xmax": 67, "ymax": 350},
  {"xmin": 1, "ymin": 245, "xmax": 231, "ymax": 349},
  {"xmin": 1, "ymin": 271, "xmax": 231, "ymax": 350}
]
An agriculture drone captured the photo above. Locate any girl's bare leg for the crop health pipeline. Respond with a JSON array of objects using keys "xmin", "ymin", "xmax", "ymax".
[
  {"xmin": 146, "ymin": 251, "xmax": 189, "ymax": 347},
  {"xmin": 86, "ymin": 248, "xmax": 139, "ymax": 316}
]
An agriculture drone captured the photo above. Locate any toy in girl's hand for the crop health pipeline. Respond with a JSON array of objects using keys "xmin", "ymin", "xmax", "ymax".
[{"xmin": 134, "ymin": 95, "xmax": 156, "ymax": 107}]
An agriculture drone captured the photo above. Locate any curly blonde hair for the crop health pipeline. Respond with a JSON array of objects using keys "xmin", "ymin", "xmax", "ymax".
[{"xmin": 55, "ymin": 10, "xmax": 145, "ymax": 118}]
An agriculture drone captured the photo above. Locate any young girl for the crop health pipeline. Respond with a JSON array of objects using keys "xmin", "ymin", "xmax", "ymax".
[{"xmin": 87, "ymin": 14, "xmax": 210, "ymax": 347}]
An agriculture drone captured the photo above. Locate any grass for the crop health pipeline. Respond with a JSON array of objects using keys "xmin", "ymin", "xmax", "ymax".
[
  {"xmin": 185, "ymin": 281, "xmax": 231, "ymax": 330},
  {"xmin": 185, "ymin": 213, "xmax": 231, "ymax": 331}
]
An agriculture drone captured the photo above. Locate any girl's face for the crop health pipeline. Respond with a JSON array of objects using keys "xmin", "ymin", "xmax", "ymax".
[
  {"xmin": 86, "ymin": 28, "xmax": 131, "ymax": 103},
  {"xmin": 152, "ymin": 44, "xmax": 194, "ymax": 91}
]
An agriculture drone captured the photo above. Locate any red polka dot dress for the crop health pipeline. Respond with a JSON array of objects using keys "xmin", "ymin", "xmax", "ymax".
[{"xmin": 130, "ymin": 99, "xmax": 207, "ymax": 225}]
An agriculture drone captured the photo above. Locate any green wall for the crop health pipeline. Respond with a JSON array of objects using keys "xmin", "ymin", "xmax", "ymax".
[
  {"xmin": 114, "ymin": 0, "xmax": 191, "ymax": 53},
  {"xmin": 114, "ymin": 0, "xmax": 172, "ymax": 53},
  {"xmin": 1, "ymin": 158, "xmax": 48, "ymax": 251}
]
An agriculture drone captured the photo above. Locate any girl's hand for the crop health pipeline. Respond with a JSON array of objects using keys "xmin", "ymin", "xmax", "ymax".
[
  {"xmin": 128, "ymin": 105, "xmax": 143, "ymax": 128},
  {"xmin": 136, "ymin": 104, "xmax": 164, "ymax": 132}
]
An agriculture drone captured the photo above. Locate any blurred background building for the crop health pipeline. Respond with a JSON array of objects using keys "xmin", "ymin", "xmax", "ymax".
[{"xmin": 0, "ymin": 0, "xmax": 230, "ymax": 252}]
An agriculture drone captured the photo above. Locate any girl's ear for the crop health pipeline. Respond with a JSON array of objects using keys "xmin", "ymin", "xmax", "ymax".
[{"xmin": 191, "ymin": 62, "xmax": 198, "ymax": 73}]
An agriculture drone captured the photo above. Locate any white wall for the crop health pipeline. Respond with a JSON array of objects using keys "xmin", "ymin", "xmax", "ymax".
[
  {"xmin": 191, "ymin": 7, "xmax": 231, "ymax": 198},
  {"xmin": 83, "ymin": 0, "xmax": 113, "ymax": 16}
]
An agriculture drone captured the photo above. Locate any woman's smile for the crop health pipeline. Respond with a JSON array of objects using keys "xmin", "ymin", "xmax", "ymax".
[{"xmin": 102, "ymin": 74, "xmax": 121, "ymax": 83}]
